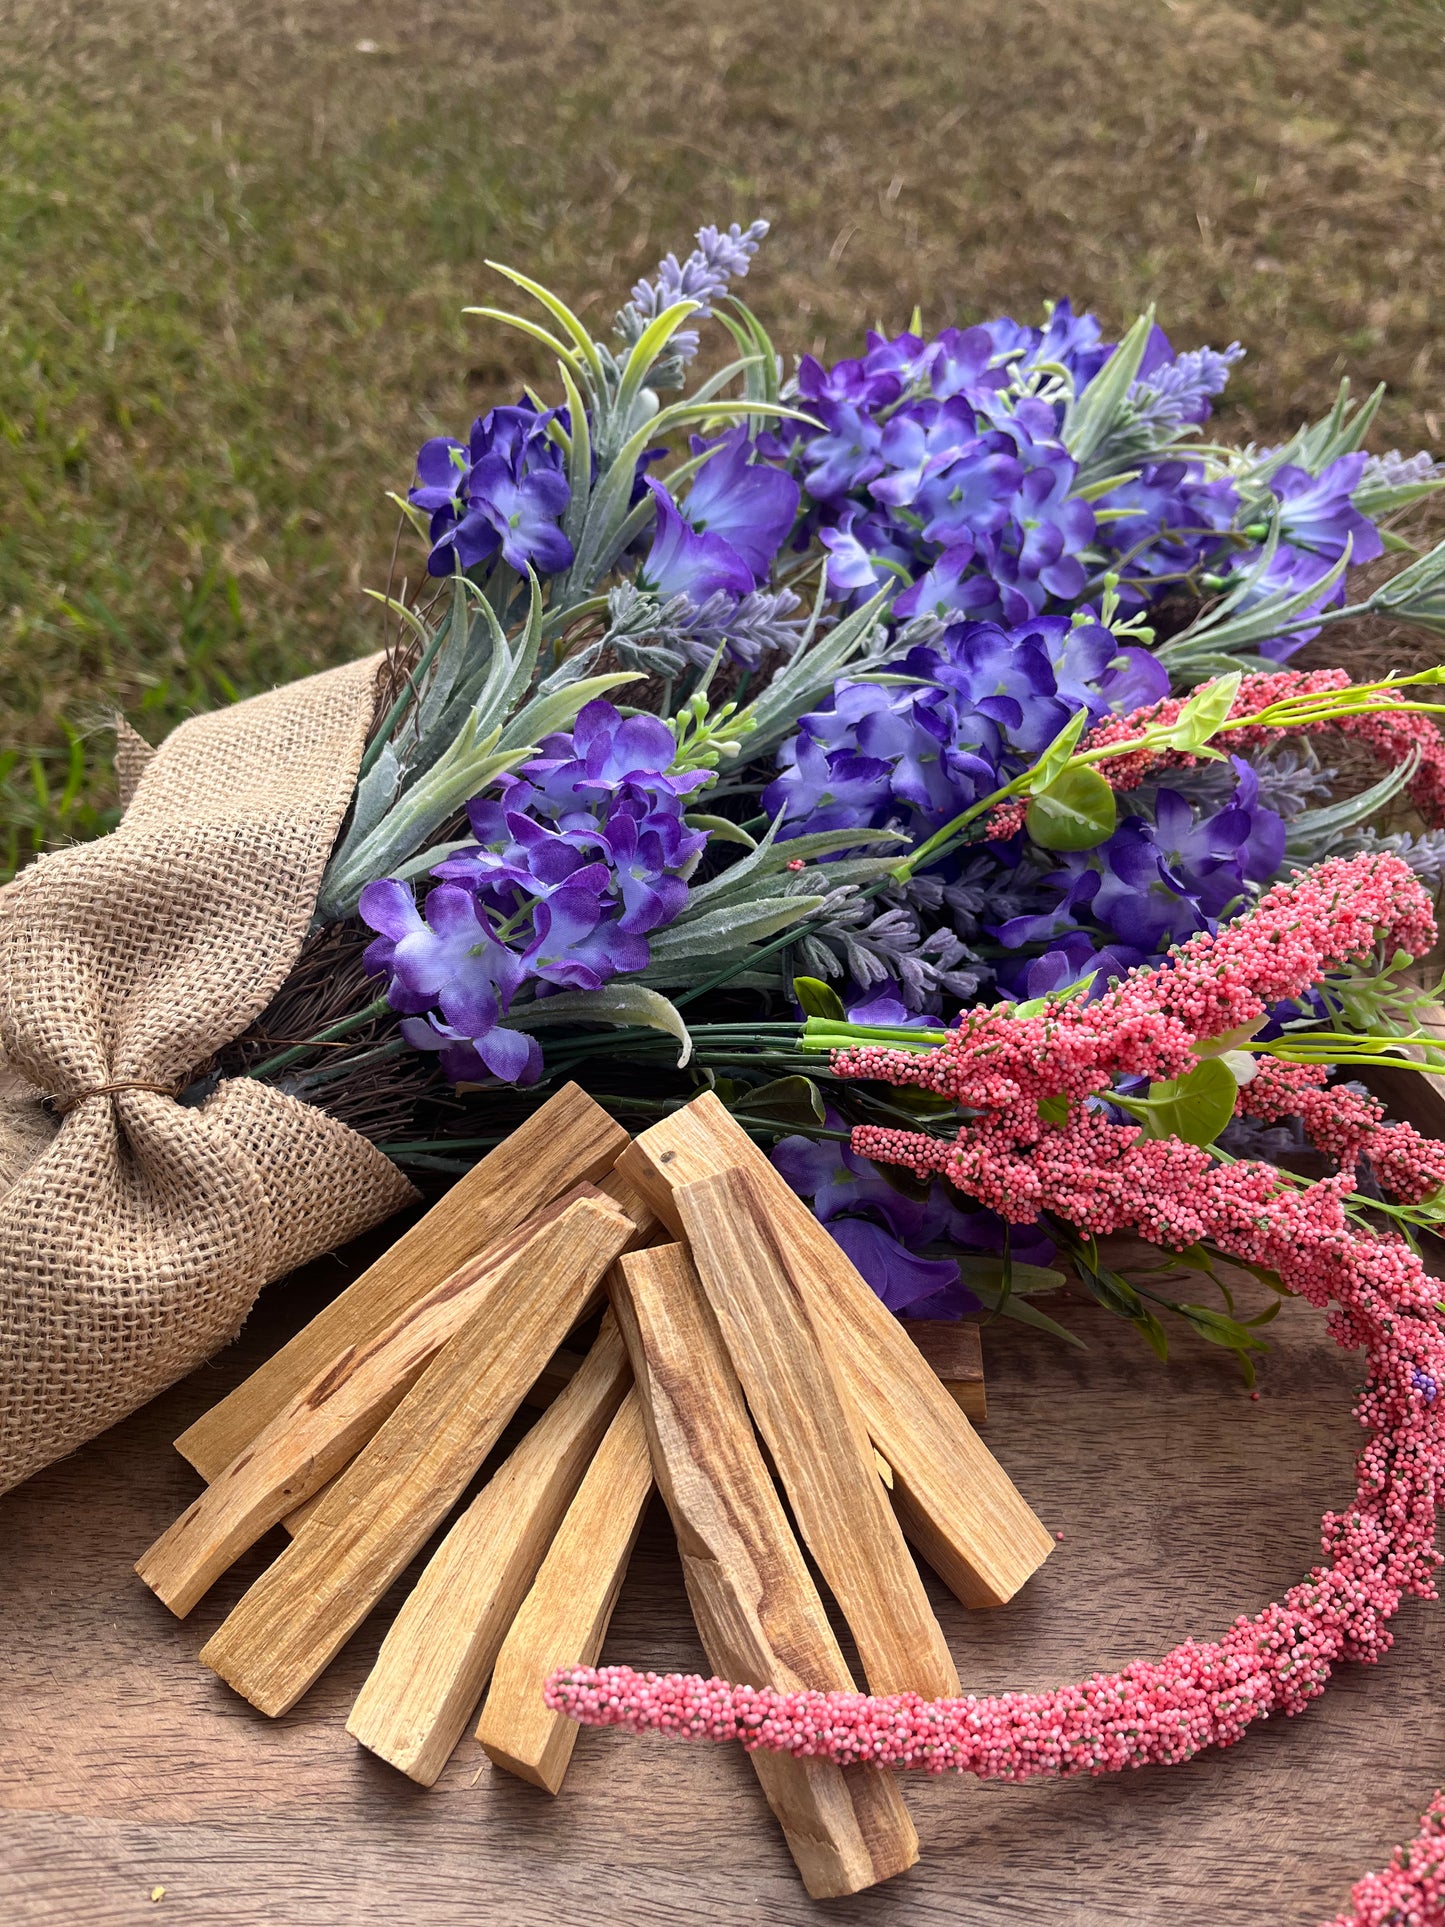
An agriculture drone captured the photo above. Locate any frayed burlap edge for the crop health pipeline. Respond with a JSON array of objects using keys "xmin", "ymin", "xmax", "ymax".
[{"xmin": 0, "ymin": 657, "xmax": 418, "ymax": 1496}]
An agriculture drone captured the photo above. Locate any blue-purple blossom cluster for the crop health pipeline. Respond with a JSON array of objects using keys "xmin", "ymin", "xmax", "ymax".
[
  {"xmin": 771, "ymin": 1090, "xmax": 1055, "ymax": 1319},
  {"xmin": 412, "ymin": 401, "xmax": 575, "ymax": 580},
  {"xmin": 763, "ymin": 612, "xmax": 1167, "ymax": 847},
  {"xmin": 994, "ymin": 760, "xmax": 1288, "ymax": 993},
  {"xmin": 761, "ymin": 308, "xmax": 1246, "ymax": 624},
  {"xmin": 358, "ymin": 701, "xmax": 707, "ymax": 1084},
  {"xmin": 761, "ymin": 308, "xmax": 1389, "ymax": 656}
]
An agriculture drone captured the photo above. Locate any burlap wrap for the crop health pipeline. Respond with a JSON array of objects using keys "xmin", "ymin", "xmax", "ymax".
[{"xmin": 0, "ymin": 656, "xmax": 418, "ymax": 1496}]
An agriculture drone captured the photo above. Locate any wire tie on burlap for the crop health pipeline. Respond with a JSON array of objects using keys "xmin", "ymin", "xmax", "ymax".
[{"xmin": 48, "ymin": 1080, "xmax": 185, "ymax": 1115}]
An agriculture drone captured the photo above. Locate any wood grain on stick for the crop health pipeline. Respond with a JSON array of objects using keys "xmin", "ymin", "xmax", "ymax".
[
  {"xmin": 907, "ymin": 1318, "xmax": 986, "ymax": 1423},
  {"xmin": 476, "ymin": 1389, "xmax": 652, "ymax": 1795},
  {"xmin": 199, "ymin": 1197, "xmax": 633, "ymax": 1716},
  {"xmin": 280, "ymin": 1345, "xmax": 592, "ymax": 1539},
  {"xmin": 138, "ymin": 1188, "xmax": 614, "ymax": 1616},
  {"xmin": 177, "ymin": 1083, "xmax": 630, "ymax": 1481},
  {"xmin": 677, "ymin": 1166, "xmax": 958, "ymax": 1699},
  {"xmin": 346, "ymin": 1316, "xmax": 632, "ymax": 1786},
  {"xmin": 616, "ymin": 1092, "xmax": 1052, "ymax": 1608},
  {"xmin": 611, "ymin": 1242, "xmax": 918, "ymax": 1899}
]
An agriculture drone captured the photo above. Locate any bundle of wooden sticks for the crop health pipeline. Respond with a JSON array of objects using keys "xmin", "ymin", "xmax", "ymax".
[{"xmin": 136, "ymin": 1085, "xmax": 1054, "ymax": 1897}]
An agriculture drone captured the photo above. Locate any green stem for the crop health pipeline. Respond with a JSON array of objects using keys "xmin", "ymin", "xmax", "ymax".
[{"xmin": 246, "ymin": 993, "xmax": 393, "ymax": 1079}]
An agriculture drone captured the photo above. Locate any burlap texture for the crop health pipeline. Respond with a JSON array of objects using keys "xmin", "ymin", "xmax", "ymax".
[{"xmin": 0, "ymin": 656, "xmax": 418, "ymax": 1495}]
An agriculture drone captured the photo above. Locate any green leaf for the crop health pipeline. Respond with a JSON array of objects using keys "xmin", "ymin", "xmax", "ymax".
[
  {"xmin": 684, "ymin": 813, "xmax": 757, "ymax": 848},
  {"xmin": 733, "ymin": 1075, "xmax": 826, "ymax": 1130},
  {"xmin": 643, "ymin": 895, "xmax": 825, "ymax": 964},
  {"xmin": 1175, "ymin": 1303, "xmax": 1271, "ymax": 1385},
  {"xmin": 510, "ymin": 984, "xmax": 694, "ymax": 1066},
  {"xmin": 1141, "ymin": 1057, "xmax": 1240, "ymax": 1146},
  {"xmin": 793, "ymin": 976, "xmax": 847, "ymax": 1021},
  {"xmin": 1025, "ymin": 765, "xmax": 1118, "ymax": 850},
  {"xmin": 1158, "ymin": 671, "xmax": 1242, "ymax": 753},
  {"xmin": 498, "ymin": 671, "xmax": 642, "ymax": 750},
  {"xmin": 1063, "ymin": 307, "xmax": 1157, "ymax": 465},
  {"xmin": 1037, "ymin": 1093, "xmax": 1071, "ymax": 1126},
  {"xmin": 1024, "ymin": 706, "xmax": 1090, "ymax": 796}
]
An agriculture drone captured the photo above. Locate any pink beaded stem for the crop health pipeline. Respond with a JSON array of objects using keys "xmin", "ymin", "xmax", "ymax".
[
  {"xmin": 985, "ymin": 667, "xmax": 1445, "ymax": 842},
  {"xmin": 546, "ymin": 855, "xmax": 1445, "ymax": 1926}
]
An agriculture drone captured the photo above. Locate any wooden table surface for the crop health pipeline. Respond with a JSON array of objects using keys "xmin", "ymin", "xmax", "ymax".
[{"xmin": 3, "ymin": 1226, "xmax": 1444, "ymax": 1926}]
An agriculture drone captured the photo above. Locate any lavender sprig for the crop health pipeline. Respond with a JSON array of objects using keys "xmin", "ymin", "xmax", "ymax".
[{"xmin": 615, "ymin": 220, "xmax": 769, "ymax": 385}]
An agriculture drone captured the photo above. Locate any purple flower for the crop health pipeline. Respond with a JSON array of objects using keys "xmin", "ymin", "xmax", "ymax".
[
  {"xmin": 638, "ymin": 483, "xmax": 755, "ymax": 601},
  {"xmin": 442, "ymin": 455, "xmax": 574, "ymax": 576},
  {"xmin": 1233, "ymin": 454, "xmax": 1386, "ymax": 659},
  {"xmin": 771, "ymin": 1111, "xmax": 1054, "ymax": 1319},
  {"xmin": 1270, "ymin": 454, "xmax": 1383, "ymax": 566},
  {"xmin": 412, "ymin": 399, "xmax": 574, "ymax": 579},
  {"xmin": 361, "ymin": 701, "xmax": 704, "ymax": 1089},
  {"xmin": 818, "ymin": 507, "xmax": 913, "ymax": 601},
  {"xmin": 401, "ymin": 1010, "xmax": 543, "ymax": 1087},
  {"xmin": 682, "ymin": 428, "xmax": 800, "ymax": 584}
]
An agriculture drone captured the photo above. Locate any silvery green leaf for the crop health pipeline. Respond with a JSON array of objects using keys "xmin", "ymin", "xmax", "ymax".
[
  {"xmin": 346, "ymin": 740, "xmax": 401, "ymax": 847},
  {"xmin": 499, "ymin": 672, "xmax": 643, "ymax": 751},
  {"xmin": 1062, "ymin": 308, "xmax": 1156, "ymax": 466},
  {"xmin": 1353, "ymin": 476, "xmax": 1445, "ymax": 522},
  {"xmin": 685, "ymin": 817, "xmax": 901, "ymax": 914},
  {"xmin": 643, "ymin": 894, "xmax": 825, "ymax": 963},
  {"xmin": 1284, "ymin": 754, "xmax": 1418, "ymax": 862},
  {"xmin": 412, "ymin": 585, "xmax": 472, "ymax": 750},
  {"xmin": 509, "ymin": 984, "xmax": 694, "ymax": 1066},
  {"xmin": 739, "ymin": 588, "xmax": 892, "ymax": 761},
  {"xmin": 1157, "ymin": 532, "xmax": 1352, "ymax": 668},
  {"xmin": 1368, "ymin": 535, "xmax": 1445, "ymax": 634},
  {"xmin": 685, "ymin": 814, "xmax": 757, "ymax": 848},
  {"xmin": 534, "ymin": 637, "xmax": 605, "ymax": 696},
  {"xmin": 386, "ymin": 837, "xmax": 475, "ymax": 886}
]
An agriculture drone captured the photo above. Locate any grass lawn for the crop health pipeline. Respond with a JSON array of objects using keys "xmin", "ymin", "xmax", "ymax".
[{"xmin": 2, "ymin": 0, "xmax": 1443, "ymax": 871}]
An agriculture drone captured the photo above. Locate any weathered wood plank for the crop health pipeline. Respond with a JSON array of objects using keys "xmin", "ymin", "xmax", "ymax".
[
  {"xmin": 610, "ymin": 1241, "xmax": 919, "ymax": 1899},
  {"xmin": 345, "ymin": 1315, "xmax": 632, "ymax": 1786},
  {"xmin": 676, "ymin": 1166, "xmax": 959, "ymax": 1699},
  {"xmin": 476, "ymin": 1389, "xmax": 652, "ymax": 1795},
  {"xmin": 616, "ymin": 1092, "xmax": 1053, "ymax": 1608},
  {"xmin": 199, "ymin": 1197, "xmax": 633, "ymax": 1716},
  {"xmin": 177, "ymin": 1084, "xmax": 630, "ymax": 1481}
]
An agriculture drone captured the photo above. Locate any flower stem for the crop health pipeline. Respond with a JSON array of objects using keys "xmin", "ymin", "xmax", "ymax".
[{"xmin": 247, "ymin": 993, "xmax": 394, "ymax": 1079}]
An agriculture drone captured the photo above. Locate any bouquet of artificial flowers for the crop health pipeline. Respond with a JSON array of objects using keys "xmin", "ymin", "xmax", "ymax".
[{"xmin": 5, "ymin": 217, "xmax": 1445, "ymax": 1493}]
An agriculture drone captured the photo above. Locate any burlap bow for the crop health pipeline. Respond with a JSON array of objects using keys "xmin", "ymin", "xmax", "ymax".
[{"xmin": 0, "ymin": 657, "xmax": 417, "ymax": 1495}]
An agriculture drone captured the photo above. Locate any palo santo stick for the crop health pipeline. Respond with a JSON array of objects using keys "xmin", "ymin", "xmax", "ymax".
[
  {"xmin": 611, "ymin": 1243, "xmax": 918, "ymax": 1899},
  {"xmin": 906, "ymin": 1318, "xmax": 986, "ymax": 1423},
  {"xmin": 280, "ymin": 1346, "xmax": 589, "ymax": 1539},
  {"xmin": 346, "ymin": 1315, "xmax": 632, "ymax": 1785},
  {"xmin": 178, "ymin": 1083, "xmax": 629, "ymax": 1481},
  {"xmin": 616, "ymin": 1092, "xmax": 1053, "ymax": 1608},
  {"xmin": 200, "ymin": 1197, "xmax": 633, "ymax": 1717},
  {"xmin": 676, "ymin": 1167, "xmax": 957, "ymax": 1699},
  {"xmin": 139, "ymin": 1188, "xmax": 622, "ymax": 1616},
  {"xmin": 477, "ymin": 1389, "xmax": 652, "ymax": 1795}
]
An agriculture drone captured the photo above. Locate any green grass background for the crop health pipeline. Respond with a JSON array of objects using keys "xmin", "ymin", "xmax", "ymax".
[{"xmin": 2, "ymin": 0, "xmax": 1443, "ymax": 872}]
